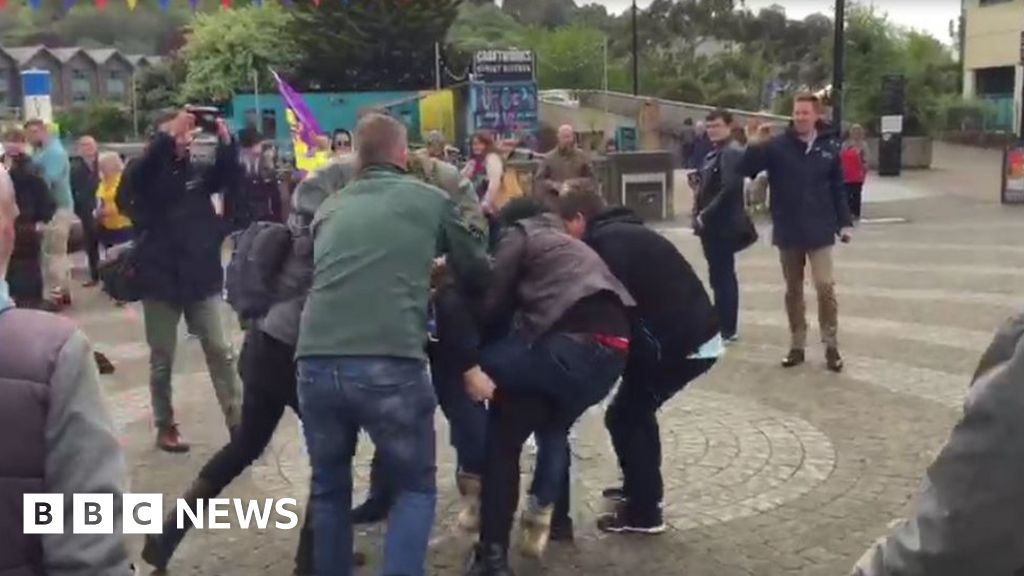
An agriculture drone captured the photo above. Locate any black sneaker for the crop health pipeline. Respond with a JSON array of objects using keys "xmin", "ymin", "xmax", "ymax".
[
  {"xmin": 781, "ymin": 349, "xmax": 805, "ymax": 368},
  {"xmin": 596, "ymin": 508, "xmax": 666, "ymax": 535},
  {"xmin": 549, "ymin": 514, "xmax": 574, "ymax": 542},
  {"xmin": 351, "ymin": 493, "xmax": 391, "ymax": 525},
  {"xmin": 601, "ymin": 487, "xmax": 626, "ymax": 502},
  {"xmin": 826, "ymin": 347, "xmax": 844, "ymax": 373}
]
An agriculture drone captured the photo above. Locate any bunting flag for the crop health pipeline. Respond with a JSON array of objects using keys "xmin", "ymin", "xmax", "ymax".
[
  {"xmin": 158, "ymin": 0, "xmax": 170, "ymax": 11},
  {"xmin": 28, "ymin": 0, "xmax": 42, "ymax": 10},
  {"xmin": 221, "ymin": 0, "xmax": 230, "ymax": 7},
  {"xmin": 189, "ymin": 0, "xmax": 198, "ymax": 11},
  {"xmin": 62, "ymin": 0, "xmax": 74, "ymax": 11},
  {"xmin": 126, "ymin": 0, "xmax": 137, "ymax": 9},
  {"xmin": 95, "ymin": 0, "xmax": 107, "ymax": 10}
]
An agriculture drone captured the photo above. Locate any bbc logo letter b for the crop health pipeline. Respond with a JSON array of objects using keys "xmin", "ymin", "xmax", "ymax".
[
  {"xmin": 73, "ymin": 494, "xmax": 114, "ymax": 534},
  {"xmin": 24, "ymin": 494, "xmax": 64, "ymax": 534}
]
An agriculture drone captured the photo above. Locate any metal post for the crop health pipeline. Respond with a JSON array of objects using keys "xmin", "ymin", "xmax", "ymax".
[
  {"xmin": 131, "ymin": 70, "xmax": 138, "ymax": 138},
  {"xmin": 435, "ymin": 42, "xmax": 442, "ymax": 91},
  {"xmin": 631, "ymin": 0, "xmax": 639, "ymax": 96},
  {"xmin": 253, "ymin": 68, "xmax": 260, "ymax": 132},
  {"xmin": 832, "ymin": 0, "xmax": 845, "ymax": 129}
]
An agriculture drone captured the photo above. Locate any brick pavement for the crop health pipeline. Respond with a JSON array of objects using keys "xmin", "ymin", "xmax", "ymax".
[{"xmin": 60, "ymin": 175, "xmax": 1023, "ymax": 575}]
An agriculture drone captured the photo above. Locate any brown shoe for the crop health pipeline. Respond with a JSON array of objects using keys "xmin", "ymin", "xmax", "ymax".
[
  {"xmin": 826, "ymin": 347, "xmax": 844, "ymax": 373},
  {"xmin": 781, "ymin": 349, "xmax": 805, "ymax": 368},
  {"xmin": 156, "ymin": 424, "xmax": 190, "ymax": 453}
]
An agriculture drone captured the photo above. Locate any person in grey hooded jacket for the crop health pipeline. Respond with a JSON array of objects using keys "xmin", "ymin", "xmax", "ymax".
[
  {"xmin": 852, "ymin": 312, "xmax": 1024, "ymax": 576},
  {"xmin": 141, "ymin": 155, "xmax": 360, "ymax": 575}
]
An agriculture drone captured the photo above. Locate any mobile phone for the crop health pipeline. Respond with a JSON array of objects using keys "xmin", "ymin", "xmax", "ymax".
[{"xmin": 185, "ymin": 105, "xmax": 221, "ymax": 134}]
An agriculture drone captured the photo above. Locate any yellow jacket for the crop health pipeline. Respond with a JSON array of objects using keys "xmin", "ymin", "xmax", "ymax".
[{"xmin": 96, "ymin": 174, "xmax": 131, "ymax": 230}]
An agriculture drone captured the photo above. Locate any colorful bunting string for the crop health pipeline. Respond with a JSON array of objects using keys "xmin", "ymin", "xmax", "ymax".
[
  {"xmin": 126, "ymin": 0, "xmax": 137, "ymax": 10},
  {"xmin": 95, "ymin": 0, "xmax": 106, "ymax": 10},
  {"xmin": 158, "ymin": 0, "xmax": 170, "ymax": 11}
]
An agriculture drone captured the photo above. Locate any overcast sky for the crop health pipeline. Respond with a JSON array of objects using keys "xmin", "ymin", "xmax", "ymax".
[{"xmin": 594, "ymin": 0, "xmax": 961, "ymax": 43}]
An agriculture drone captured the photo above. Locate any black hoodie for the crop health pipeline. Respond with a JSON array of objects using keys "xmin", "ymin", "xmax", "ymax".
[{"xmin": 584, "ymin": 207, "xmax": 719, "ymax": 358}]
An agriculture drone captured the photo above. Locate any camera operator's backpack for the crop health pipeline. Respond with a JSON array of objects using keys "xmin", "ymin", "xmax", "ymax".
[{"xmin": 225, "ymin": 221, "xmax": 292, "ymax": 320}]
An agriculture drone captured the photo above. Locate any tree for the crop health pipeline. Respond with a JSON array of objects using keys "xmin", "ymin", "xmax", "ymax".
[
  {"xmin": 180, "ymin": 3, "xmax": 297, "ymax": 102},
  {"xmin": 135, "ymin": 58, "xmax": 186, "ymax": 130},
  {"xmin": 449, "ymin": 3, "xmax": 529, "ymax": 52},
  {"xmin": 288, "ymin": 0, "xmax": 461, "ymax": 91},
  {"xmin": 529, "ymin": 25, "xmax": 607, "ymax": 90},
  {"xmin": 56, "ymin": 100, "xmax": 132, "ymax": 142}
]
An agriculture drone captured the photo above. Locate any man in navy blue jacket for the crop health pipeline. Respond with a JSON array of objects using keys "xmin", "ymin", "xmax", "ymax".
[{"xmin": 742, "ymin": 93, "xmax": 853, "ymax": 373}]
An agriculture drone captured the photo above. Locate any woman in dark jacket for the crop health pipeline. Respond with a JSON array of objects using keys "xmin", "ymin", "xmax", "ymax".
[
  {"xmin": 692, "ymin": 109, "xmax": 749, "ymax": 342},
  {"xmin": 3, "ymin": 139, "xmax": 55, "ymax": 309}
]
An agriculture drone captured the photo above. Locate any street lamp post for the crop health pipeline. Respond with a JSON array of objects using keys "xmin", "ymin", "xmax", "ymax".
[
  {"xmin": 832, "ymin": 0, "xmax": 846, "ymax": 129},
  {"xmin": 632, "ymin": 0, "xmax": 639, "ymax": 96}
]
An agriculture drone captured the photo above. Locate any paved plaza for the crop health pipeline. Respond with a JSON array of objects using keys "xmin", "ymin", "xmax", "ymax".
[{"xmin": 66, "ymin": 143, "xmax": 1023, "ymax": 575}]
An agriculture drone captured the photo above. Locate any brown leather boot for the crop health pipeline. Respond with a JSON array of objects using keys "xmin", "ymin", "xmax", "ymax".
[
  {"xmin": 155, "ymin": 424, "xmax": 190, "ymax": 453},
  {"xmin": 141, "ymin": 478, "xmax": 217, "ymax": 571}
]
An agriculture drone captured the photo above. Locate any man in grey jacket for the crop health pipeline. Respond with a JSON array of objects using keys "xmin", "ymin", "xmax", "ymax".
[
  {"xmin": 852, "ymin": 312, "xmax": 1024, "ymax": 576},
  {"xmin": 0, "ymin": 165, "xmax": 134, "ymax": 575}
]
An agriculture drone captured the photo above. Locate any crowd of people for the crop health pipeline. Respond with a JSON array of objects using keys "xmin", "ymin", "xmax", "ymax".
[{"xmin": 1, "ymin": 91, "xmax": 1023, "ymax": 576}]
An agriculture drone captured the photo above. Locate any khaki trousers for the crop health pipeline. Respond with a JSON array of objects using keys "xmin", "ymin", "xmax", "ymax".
[
  {"xmin": 41, "ymin": 209, "xmax": 74, "ymax": 299},
  {"xmin": 779, "ymin": 246, "xmax": 838, "ymax": 349}
]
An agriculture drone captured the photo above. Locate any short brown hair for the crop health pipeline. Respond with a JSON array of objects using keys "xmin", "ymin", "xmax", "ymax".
[
  {"xmin": 355, "ymin": 112, "xmax": 408, "ymax": 167},
  {"xmin": 3, "ymin": 128, "xmax": 26, "ymax": 143},
  {"xmin": 23, "ymin": 118, "xmax": 45, "ymax": 130},
  {"xmin": 794, "ymin": 93, "xmax": 821, "ymax": 110},
  {"xmin": 557, "ymin": 189, "xmax": 606, "ymax": 223}
]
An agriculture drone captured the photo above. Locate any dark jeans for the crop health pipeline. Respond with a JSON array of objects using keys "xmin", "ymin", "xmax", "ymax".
[
  {"xmin": 299, "ymin": 356, "xmax": 437, "ymax": 576},
  {"xmin": 77, "ymin": 208, "xmax": 100, "ymax": 282},
  {"xmin": 478, "ymin": 332, "xmax": 625, "ymax": 546},
  {"xmin": 701, "ymin": 235, "xmax": 739, "ymax": 338},
  {"xmin": 845, "ymin": 182, "xmax": 864, "ymax": 219},
  {"xmin": 606, "ymin": 356, "xmax": 716, "ymax": 516},
  {"xmin": 199, "ymin": 329, "xmax": 298, "ymax": 485}
]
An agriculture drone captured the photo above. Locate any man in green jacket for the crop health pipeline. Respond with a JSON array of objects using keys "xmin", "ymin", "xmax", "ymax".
[{"xmin": 296, "ymin": 112, "xmax": 490, "ymax": 576}]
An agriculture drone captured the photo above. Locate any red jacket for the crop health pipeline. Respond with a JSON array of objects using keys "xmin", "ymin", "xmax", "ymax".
[{"xmin": 841, "ymin": 145, "xmax": 867, "ymax": 184}]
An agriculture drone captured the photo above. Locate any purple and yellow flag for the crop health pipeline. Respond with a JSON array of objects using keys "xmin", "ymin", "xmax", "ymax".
[{"xmin": 273, "ymin": 70, "xmax": 329, "ymax": 174}]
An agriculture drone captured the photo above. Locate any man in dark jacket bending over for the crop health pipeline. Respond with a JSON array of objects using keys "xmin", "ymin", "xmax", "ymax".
[
  {"xmin": 558, "ymin": 190, "xmax": 722, "ymax": 535},
  {"xmin": 742, "ymin": 93, "xmax": 853, "ymax": 373}
]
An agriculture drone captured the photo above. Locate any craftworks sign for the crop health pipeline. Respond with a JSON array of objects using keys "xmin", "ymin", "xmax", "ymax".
[{"xmin": 473, "ymin": 50, "xmax": 535, "ymax": 83}]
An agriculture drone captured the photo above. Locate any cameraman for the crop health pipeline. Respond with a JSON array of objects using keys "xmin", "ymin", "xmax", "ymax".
[{"xmin": 118, "ymin": 109, "xmax": 242, "ymax": 453}]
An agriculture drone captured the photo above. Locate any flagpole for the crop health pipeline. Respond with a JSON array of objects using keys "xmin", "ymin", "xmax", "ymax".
[
  {"xmin": 434, "ymin": 42, "xmax": 442, "ymax": 91},
  {"xmin": 253, "ymin": 68, "xmax": 260, "ymax": 133}
]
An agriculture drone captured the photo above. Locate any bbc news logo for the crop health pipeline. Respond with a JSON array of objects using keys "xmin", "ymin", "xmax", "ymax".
[{"xmin": 24, "ymin": 494, "xmax": 299, "ymax": 534}]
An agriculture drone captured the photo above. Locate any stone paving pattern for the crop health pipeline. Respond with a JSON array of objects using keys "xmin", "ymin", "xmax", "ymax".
[{"xmin": 65, "ymin": 142, "xmax": 1023, "ymax": 575}]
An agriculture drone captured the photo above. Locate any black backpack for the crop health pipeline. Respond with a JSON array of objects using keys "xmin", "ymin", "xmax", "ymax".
[{"xmin": 225, "ymin": 221, "xmax": 292, "ymax": 320}]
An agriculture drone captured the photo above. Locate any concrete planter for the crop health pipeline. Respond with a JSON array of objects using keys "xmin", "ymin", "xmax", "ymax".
[{"xmin": 865, "ymin": 137, "xmax": 933, "ymax": 170}]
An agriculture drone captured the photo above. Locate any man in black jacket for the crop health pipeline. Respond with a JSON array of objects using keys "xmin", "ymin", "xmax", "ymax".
[
  {"xmin": 692, "ymin": 109, "xmax": 748, "ymax": 342},
  {"xmin": 70, "ymin": 135, "xmax": 100, "ymax": 286},
  {"xmin": 742, "ymin": 93, "xmax": 853, "ymax": 372},
  {"xmin": 558, "ymin": 190, "xmax": 721, "ymax": 535},
  {"xmin": 118, "ymin": 110, "xmax": 241, "ymax": 452},
  {"xmin": 3, "ymin": 129, "xmax": 55, "ymax": 309}
]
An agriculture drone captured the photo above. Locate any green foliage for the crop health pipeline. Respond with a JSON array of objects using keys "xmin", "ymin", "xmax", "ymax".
[
  {"xmin": 529, "ymin": 25, "xmax": 606, "ymax": 90},
  {"xmin": 449, "ymin": 3, "xmax": 529, "ymax": 52},
  {"xmin": 288, "ymin": 0, "xmax": 461, "ymax": 91},
  {"xmin": 135, "ymin": 58, "xmax": 187, "ymax": 131},
  {"xmin": 55, "ymin": 100, "xmax": 132, "ymax": 142},
  {"xmin": 181, "ymin": 3, "xmax": 297, "ymax": 103}
]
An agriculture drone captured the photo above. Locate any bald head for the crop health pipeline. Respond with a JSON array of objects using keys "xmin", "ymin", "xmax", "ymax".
[
  {"xmin": 557, "ymin": 125, "xmax": 575, "ymax": 151},
  {"xmin": 355, "ymin": 113, "xmax": 408, "ymax": 169},
  {"xmin": 0, "ymin": 166, "xmax": 17, "ymax": 276}
]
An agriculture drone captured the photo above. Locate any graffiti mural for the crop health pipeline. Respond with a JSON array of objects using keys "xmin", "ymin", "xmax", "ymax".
[{"xmin": 470, "ymin": 82, "xmax": 538, "ymax": 139}]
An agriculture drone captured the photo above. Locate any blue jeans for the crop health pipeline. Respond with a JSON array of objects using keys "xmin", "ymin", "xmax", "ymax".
[
  {"xmin": 701, "ymin": 235, "xmax": 739, "ymax": 337},
  {"xmin": 298, "ymin": 356, "xmax": 438, "ymax": 576},
  {"xmin": 478, "ymin": 332, "xmax": 625, "ymax": 544}
]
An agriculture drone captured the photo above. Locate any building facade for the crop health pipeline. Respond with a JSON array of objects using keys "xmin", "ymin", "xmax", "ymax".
[
  {"xmin": 962, "ymin": 0, "xmax": 1024, "ymax": 133},
  {"xmin": 0, "ymin": 45, "xmax": 160, "ymax": 114}
]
